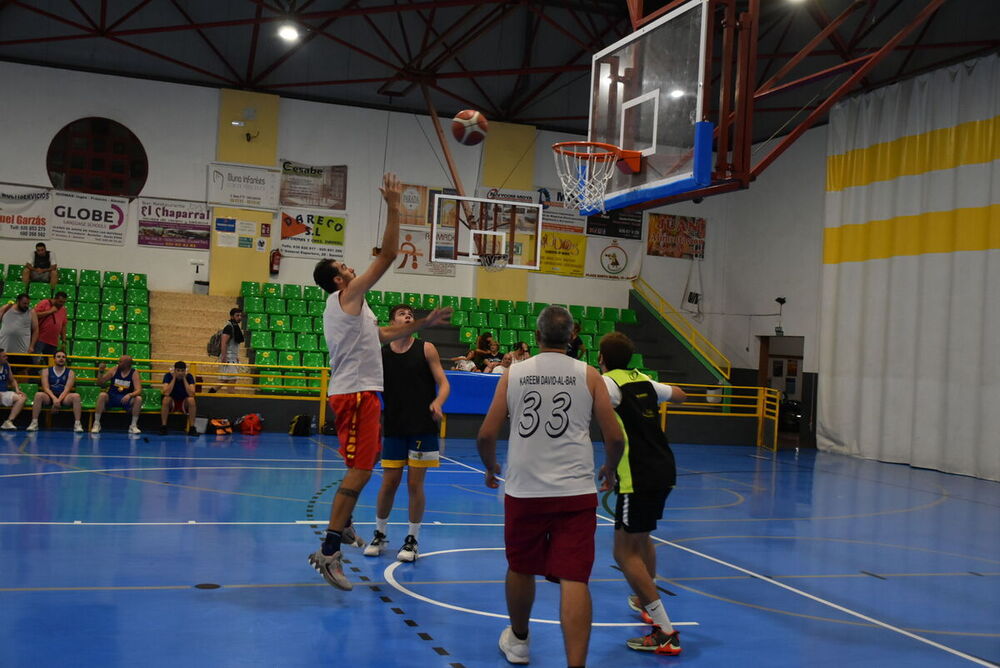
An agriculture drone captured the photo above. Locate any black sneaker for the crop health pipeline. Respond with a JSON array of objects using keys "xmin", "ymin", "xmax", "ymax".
[{"xmin": 397, "ymin": 535, "xmax": 418, "ymax": 562}]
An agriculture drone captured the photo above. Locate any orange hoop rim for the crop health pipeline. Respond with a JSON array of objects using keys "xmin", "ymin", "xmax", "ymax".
[{"xmin": 552, "ymin": 141, "xmax": 621, "ymax": 161}]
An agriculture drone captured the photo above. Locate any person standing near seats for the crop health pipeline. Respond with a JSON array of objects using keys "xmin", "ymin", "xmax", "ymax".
[
  {"xmin": 364, "ymin": 304, "xmax": 450, "ymax": 562},
  {"xmin": 308, "ymin": 173, "xmax": 452, "ymax": 591},
  {"xmin": 598, "ymin": 331, "xmax": 687, "ymax": 656},
  {"xmin": 27, "ymin": 349, "xmax": 83, "ymax": 433},
  {"xmin": 0, "ymin": 293, "xmax": 39, "ymax": 372},
  {"xmin": 33, "ymin": 291, "xmax": 69, "ymax": 358},
  {"xmin": 0, "ymin": 349, "xmax": 27, "ymax": 430},
  {"xmin": 477, "ymin": 306, "xmax": 624, "ymax": 668},
  {"xmin": 92, "ymin": 355, "xmax": 143, "ymax": 434},
  {"xmin": 566, "ymin": 321, "xmax": 586, "ymax": 359},
  {"xmin": 21, "ymin": 242, "xmax": 59, "ymax": 290},
  {"xmin": 159, "ymin": 361, "xmax": 198, "ymax": 436},
  {"xmin": 217, "ymin": 308, "xmax": 244, "ymax": 393}
]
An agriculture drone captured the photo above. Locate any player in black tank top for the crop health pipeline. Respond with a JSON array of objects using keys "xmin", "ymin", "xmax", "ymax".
[{"xmin": 364, "ymin": 305, "xmax": 450, "ymax": 563}]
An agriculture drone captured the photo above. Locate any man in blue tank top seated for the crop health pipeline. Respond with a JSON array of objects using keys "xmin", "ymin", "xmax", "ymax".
[
  {"xmin": 0, "ymin": 349, "xmax": 27, "ymax": 430},
  {"xmin": 159, "ymin": 361, "xmax": 198, "ymax": 436},
  {"xmin": 92, "ymin": 355, "xmax": 143, "ymax": 434},
  {"xmin": 27, "ymin": 349, "xmax": 83, "ymax": 433}
]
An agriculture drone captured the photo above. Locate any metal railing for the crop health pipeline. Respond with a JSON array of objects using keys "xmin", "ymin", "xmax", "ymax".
[
  {"xmin": 659, "ymin": 382, "xmax": 781, "ymax": 450},
  {"xmin": 632, "ymin": 277, "xmax": 732, "ymax": 380}
]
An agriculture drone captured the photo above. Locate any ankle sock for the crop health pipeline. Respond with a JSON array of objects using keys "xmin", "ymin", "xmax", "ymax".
[
  {"xmin": 644, "ymin": 599, "xmax": 674, "ymax": 633},
  {"xmin": 375, "ymin": 516, "xmax": 388, "ymax": 535},
  {"xmin": 322, "ymin": 530, "xmax": 342, "ymax": 556}
]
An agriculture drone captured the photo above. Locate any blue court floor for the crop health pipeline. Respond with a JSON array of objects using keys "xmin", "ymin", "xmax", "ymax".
[{"xmin": 1, "ymin": 430, "xmax": 997, "ymax": 667}]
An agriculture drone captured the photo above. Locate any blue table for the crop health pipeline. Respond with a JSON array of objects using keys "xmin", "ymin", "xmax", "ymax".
[{"xmin": 441, "ymin": 370, "xmax": 501, "ymax": 414}]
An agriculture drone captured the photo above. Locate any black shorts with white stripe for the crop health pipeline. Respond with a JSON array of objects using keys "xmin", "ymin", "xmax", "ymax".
[{"xmin": 614, "ymin": 489, "xmax": 671, "ymax": 533}]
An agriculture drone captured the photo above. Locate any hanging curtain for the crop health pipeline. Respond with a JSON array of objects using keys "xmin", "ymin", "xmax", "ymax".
[{"xmin": 819, "ymin": 54, "xmax": 1000, "ymax": 481}]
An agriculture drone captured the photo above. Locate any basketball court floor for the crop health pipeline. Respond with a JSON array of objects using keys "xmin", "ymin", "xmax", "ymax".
[{"xmin": 1, "ymin": 431, "xmax": 997, "ymax": 667}]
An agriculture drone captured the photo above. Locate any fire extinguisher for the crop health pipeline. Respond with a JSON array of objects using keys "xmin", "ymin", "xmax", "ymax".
[{"xmin": 269, "ymin": 249, "xmax": 282, "ymax": 276}]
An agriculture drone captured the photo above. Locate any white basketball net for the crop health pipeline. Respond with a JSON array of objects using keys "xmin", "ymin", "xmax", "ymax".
[
  {"xmin": 553, "ymin": 144, "xmax": 618, "ymax": 213},
  {"xmin": 478, "ymin": 253, "xmax": 508, "ymax": 272}
]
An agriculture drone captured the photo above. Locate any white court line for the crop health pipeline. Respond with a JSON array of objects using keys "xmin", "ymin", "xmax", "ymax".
[
  {"xmin": 0, "ymin": 520, "xmax": 517, "ymax": 527},
  {"xmin": 444, "ymin": 455, "xmax": 993, "ymax": 666},
  {"xmin": 383, "ymin": 547, "xmax": 697, "ymax": 628},
  {"xmin": 0, "ymin": 466, "xmax": 351, "ymax": 478}
]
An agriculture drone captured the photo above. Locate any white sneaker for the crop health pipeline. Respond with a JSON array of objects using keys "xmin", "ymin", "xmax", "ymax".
[
  {"xmin": 128, "ymin": 425, "xmax": 141, "ymax": 435},
  {"xmin": 308, "ymin": 549, "xmax": 353, "ymax": 590},
  {"xmin": 26, "ymin": 420, "xmax": 39, "ymax": 432},
  {"xmin": 363, "ymin": 531, "xmax": 388, "ymax": 557},
  {"xmin": 91, "ymin": 423, "xmax": 101, "ymax": 434},
  {"xmin": 1, "ymin": 420, "xmax": 15, "ymax": 430},
  {"xmin": 396, "ymin": 535, "xmax": 418, "ymax": 562},
  {"xmin": 499, "ymin": 626, "xmax": 530, "ymax": 664},
  {"xmin": 73, "ymin": 422, "xmax": 84, "ymax": 433}
]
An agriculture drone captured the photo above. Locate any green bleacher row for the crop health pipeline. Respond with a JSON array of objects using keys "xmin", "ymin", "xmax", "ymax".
[{"xmin": 1, "ymin": 265, "xmax": 151, "ymax": 362}]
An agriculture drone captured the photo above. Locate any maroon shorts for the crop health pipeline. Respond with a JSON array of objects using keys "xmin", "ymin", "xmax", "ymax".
[
  {"xmin": 504, "ymin": 493, "xmax": 597, "ymax": 583},
  {"xmin": 328, "ymin": 391, "xmax": 382, "ymax": 470},
  {"xmin": 170, "ymin": 398, "xmax": 190, "ymax": 413}
]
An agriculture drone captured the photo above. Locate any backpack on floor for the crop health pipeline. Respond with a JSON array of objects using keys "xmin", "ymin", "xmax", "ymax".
[
  {"xmin": 235, "ymin": 413, "xmax": 263, "ymax": 435},
  {"xmin": 207, "ymin": 418, "xmax": 232, "ymax": 435},
  {"xmin": 289, "ymin": 414, "xmax": 312, "ymax": 436}
]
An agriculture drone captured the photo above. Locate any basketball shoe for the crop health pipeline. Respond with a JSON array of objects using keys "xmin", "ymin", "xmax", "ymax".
[
  {"xmin": 498, "ymin": 626, "xmax": 530, "ymax": 664},
  {"xmin": 626, "ymin": 628, "xmax": 681, "ymax": 655},
  {"xmin": 341, "ymin": 524, "xmax": 365, "ymax": 549},
  {"xmin": 397, "ymin": 535, "xmax": 418, "ymax": 562},
  {"xmin": 308, "ymin": 549, "xmax": 352, "ymax": 590},
  {"xmin": 363, "ymin": 531, "xmax": 388, "ymax": 557}
]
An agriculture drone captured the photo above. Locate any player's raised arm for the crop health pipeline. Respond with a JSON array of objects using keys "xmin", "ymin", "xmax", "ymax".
[{"xmin": 341, "ymin": 173, "xmax": 401, "ymax": 308}]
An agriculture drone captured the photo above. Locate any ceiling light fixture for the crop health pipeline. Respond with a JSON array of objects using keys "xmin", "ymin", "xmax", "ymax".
[
  {"xmin": 278, "ymin": 23, "xmax": 300, "ymax": 42},
  {"xmin": 669, "ymin": 89, "xmax": 685, "ymax": 99}
]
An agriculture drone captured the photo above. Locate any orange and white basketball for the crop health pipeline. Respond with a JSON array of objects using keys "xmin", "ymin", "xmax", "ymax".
[{"xmin": 451, "ymin": 109, "xmax": 488, "ymax": 146}]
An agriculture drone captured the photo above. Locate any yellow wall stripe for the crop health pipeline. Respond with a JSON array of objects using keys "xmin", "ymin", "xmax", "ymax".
[
  {"xmin": 824, "ymin": 204, "xmax": 1000, "ymax": 264},
  {"xmin": 826, "ymin": 114, "xmax": 1000, "ymax": 192}
]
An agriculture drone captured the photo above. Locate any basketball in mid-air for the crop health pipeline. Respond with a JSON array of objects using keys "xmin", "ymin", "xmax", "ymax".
[{"xmin": 451, "ymin": 109, "xmax": 488, "ymax": 146}]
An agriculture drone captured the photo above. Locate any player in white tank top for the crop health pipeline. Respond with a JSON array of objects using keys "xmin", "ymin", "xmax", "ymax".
[{"xmin": 477, "ymin": 306, "xmax": 624, "ymax": 668}]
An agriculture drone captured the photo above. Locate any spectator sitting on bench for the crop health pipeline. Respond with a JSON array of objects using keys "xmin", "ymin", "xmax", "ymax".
[
  {"xmin": 21, "ymin": 242, "xmax": 59, "ymax": 290},
  {"xmin": 0, "ymin": 348, "xmax": 27, "ymax": 430},
  {"xmin": 92, "ymin": 355, "xmax": 143, "ymax": 435},
  {"xmin": 160, "ymin": 361, "xmax": 198, "ymax": 436},
  {"xmin": 27, "ymin": 349, "xmax": 83, "ymax": 433}
]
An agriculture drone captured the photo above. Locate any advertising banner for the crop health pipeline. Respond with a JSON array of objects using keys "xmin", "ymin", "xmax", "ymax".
[
  {"xmin": 586, "ymin": 208, "xmax": 643, "ymax": 240},
  {"xmin": 279, "ymin": 207, "xmax": 346, "ymax": 260},
  {"xmin": 207, "ymin": 163, "xmax": 280, "ymax": 210},
  {"xmin": 394, "ymin": 225, "xmax": 456, "ymax": 277},
  {"xmin": 50, "ymin": 191, "xmax": 127, "ymax": 245},
  {"xmin": 585, "ymin": 237, "xmax": 643, "ymax": 280},
  {"xmin": 137, "ymin": 197, "xmax": 210, "ymax": 250},
  {"xmin": 539, "ymin": 230, "xmax": 587, "ymax": 277},
  {"xmin": 646, "ymin": 213, "xmax": 706, "ymax": 259},
  {"xmin": 0, "ymin": 185, "xmax": 50, "ymax": 240},
  {"xmin": 279, "ymin": 159, "xmax": 347, "ymax": 209},
  {"xmin": 536, "ymin": 186, "xmax": 587, "ymax": 234}
]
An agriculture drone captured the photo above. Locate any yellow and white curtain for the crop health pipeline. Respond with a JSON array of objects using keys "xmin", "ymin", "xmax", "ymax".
[{"xmin": 819, "ymin": 54, "xmax": 1000, "ymax": 481}]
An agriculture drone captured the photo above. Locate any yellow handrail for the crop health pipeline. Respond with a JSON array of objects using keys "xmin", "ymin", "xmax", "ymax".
[
  {"xmin": 632, "ymin": 277, "xmax": 732, "ymax": 380},
  {"xmin": 658, "ymin": 382, "xmax": 782, "ymax": 451}
]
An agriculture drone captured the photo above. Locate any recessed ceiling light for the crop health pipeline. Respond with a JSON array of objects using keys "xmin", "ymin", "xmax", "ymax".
[
  {"xmin": 278, "ymin": 23, "xmax": 300, "ymax": 42},
  {"xmin": 669, "ymin": 89, "xmax": 685, "ymax": 99}
]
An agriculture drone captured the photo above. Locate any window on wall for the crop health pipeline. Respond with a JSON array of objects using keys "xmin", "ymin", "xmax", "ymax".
[{"xmin": 46, "ymin": 117, "xmax": 148, "ymax": 197}]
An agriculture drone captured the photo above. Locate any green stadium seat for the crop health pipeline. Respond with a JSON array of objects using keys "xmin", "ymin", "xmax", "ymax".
[
  {"xmin": 265, "ymin": 297, "xmax": 286, "ymax": 314},
  {"xmin": 243, "ymin": 296, "xmax": 264, "ymax": 313},
  {"xmin": 404, "ymin": 292, "xmax": 421, "ymax": 308},
  {"xmin": 281, "ymin": 284, "xmax": 302, "ymax": 300},
  {"xmin": 440, "ymin": 295, "xmax": 459, "ymax": 309},
  {"xmin": 421, "ymin": 294, "xmax": 440, "ymax": 309},
  {"xmin": 313, "ymin": 317, "xmax": 324, "ymax": 333},
  {"xmin": 459, "ymin": 297, "xmax": 476, "ymax": 312},
  {"xmin": 241, "ymin": 281, "xmax": 260, "ymax": 297},
  {"xmin": 569, "ymin": 305, "xmax": 585, "ymax": 320},
  {"xmin": 597, "ymin": 320, "xmax": 615, "ymax": 336},
  {"xmin": 621, "ymin": 309, "xmax": 638, "ymax": 324},
  {"xmin": 644, "ymin": 369, "xmax": 659, "ymax": 381},
  {"xmin": 73, "ymin": 320, "xmax": 99, "ymax": 340},
  {"xmin": 532, "ymin": 302, "xmax": 548, "ymax": 315},
  {"xmin": 497, "ymin": 330, "xmax": 516, "ymax": 347},
  {"xmin": 530, "ymin": 346, "xmax": 540, "ymax": 356},
  {"xmin": 291, "ymin": 315, "xmax": 312, "ymax": 333},
  {"xmin": 301, "ymin": 352, "xmax": 325, "ymax": 368},
  {"xmin": 459, "ymin": 327, "xmax": 477, "ymax": 345},
  {"xmin": 20, "ymin": 383, "xmax": 38, "ymax": 407},
  {"xmin": 127, "ymin": 342, "xmax": 150, "ymax": 361},
  {"xmin": 57, "ymin": 268, "xmax": 78, "ymax": 285},
  {"xmin": 478, "ymin": 298, "xmax": 496, "ymax": 312},
  {"xmin": 286, "ymin": 299, "xmax": 307, "ymax": 316},
  {"xmin": 580, "ymin": 319, "xmax": 597, "ymax": 335},
  {"xmin": 469, "ymin": 312, "xmax": 488, "ymax": 328},
  {"xmin": 5, "ymin": 265, "xmax": 23, "ymax": 282},
  {"xmin": 514, "ymin": 301, "xmax": 532, "ymax": 316},
  {"xmin": 126, "ymin": 306, "xmax": 149, "ymax": 324},
  {"xmin": 303, "ymin": 285, "xmax": 323, "ymax": 301},
  {"xmin": 296, "ymin": 333, "xmax": 319, "ymax": 351},
  {"xmin": 127, "ymin": 273, "xmax": 148, "ymax": 290},
  {"xmin": 587, "ymin": 350, "xmax": 600, "ymax": 366},
  {"xmin": 101, "ymin": 322, "xmax": 124, "ymax": 341},
  {"xmin": 126, "ymin": 324, "xmax": 150, "ymax": 342},
  {"xmin": 28, "ymin": 283, "xmax": 50, "ymax": 300},
  {"xmin": 72, "ymin": 339, "xmax": 97, "ymax": 358},
  {"xmin": 579, "ymin": 334, "xmax": 594, "ymax": 349},
  {"xmin": 103, "ymin": 286, "xmax": 124, "ymax": 304},
  {"xmin": 63, "ymin": 302, "xmax": 76, "ymax": 318},
  {"xmin": 508, "ymin": 314, "xmax": 526, "ymax": 330},
  {"xmin": 54, "ymin": 284, "xmax": 76, "ymax": 300},
  {"xmin": 518, "ymin": 330, "xmax": 534, "ymax": 346},
  {"xmin": 273, "ymin": 332, "xmax": 296, "ymax": 350},
  {"xmin": 99, "ymin": 341, "xmax": 123, "ymax": 358},
  {"xmin": 308, "ymin": 300, "xmax": 325, "ymax": 316},
  {"xmin": 365, "ymin": 290, "xmax": 383, "ymax": 305},
  {"xmin": 262, "ymin": 283, "xmax": 281, "ymax": 297},
  {"xmin": 77, "ymin": 285, "xmax": 100, "ymax": 303},
  {"xmin": 138, "ymin": 388, "xmax": 161, "ymax": 412},
  {"xmin": 450, "ymin": 310, "xmax": 468, "ymax": 327},
  {"xmin": 602, "ymin": 307, "xmax": 620, "ymax": 321},
  {"xmin": 628, "ymin": 353, "xmax": 645, "ymax": 369},
  {"xmin": 270, "ymin": 316, "xmax": 291, "ymax": 333},
  {"xmin": 78, "ymin": 385, "xmax": 100, "ymax": 410},
  {"xmin": 250, "ymin": 331, "xmax": 273, "ymax": 349},
  {"xmin": 497, "ymin": 299, "xmax": 514, "ymax": 314},
  {"xmin": 2, "ymin": 281, "xmax": 25, "ymax": 300},
  {"xmin": 254, "ymin": 349, "xmax": 276, "ymax": 367},
  {"xmin": 585, "ymin": 306, "xmax": 602, "ymax": 321},
  {"xmin": 79, "ymin": 270, "xmax": 101, "ymax": 286},
  {"xmin": 371, "ymin": 305, "xmax": 390, "ymax": 322},
  {"xmin": 383, "ymin": 291, "xmax": 402, "ymax": 306},
  {"xmin": 101, "ymin": 303, "xmax": 124, "ymax": 323},
  {"xmin": 76, "ymin": 302, "xmax": 99, "ymax": 321},
  {"xmin": 245, "ymin": 312, "xmax": 267, "ymax": 330},
  {"xmin": 279, "ymin": 350, "xmax": 301, "ymax": 367},
  {"xmin": 103, "ymin": 272, "xmax": 124, "ymax": 288},
  {"xmin": 125, "ymin": 289, "xmax": 148, "ymax": 306},
  {"xmin": 488, "ymin": 313, "xmax": 507, "ymax": 329}
]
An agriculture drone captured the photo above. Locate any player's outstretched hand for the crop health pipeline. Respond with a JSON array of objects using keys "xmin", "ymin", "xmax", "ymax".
[
  {"xmin": 598, "ymin": 463, "xmax": 616, "ymax": 492},
  {"xmin": 484, "ymin": 462, "xmax": 501, "ymax": 489},
  {"xmin": 379, "ymin": 173, "xmax": 402, "ymax": 207},
  {"xmin": 425, "ymin": 307, "xmax": 453, "ymax": 327}
]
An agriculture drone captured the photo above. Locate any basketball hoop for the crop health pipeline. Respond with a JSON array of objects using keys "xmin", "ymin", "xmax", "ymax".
[
  {"xmin": 552, "ymin": 141, "xmax": 642, "ymax": 213},
  {"xmin": 478, "ymin": 253, "xmax": 508, "ymax": 272}
]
